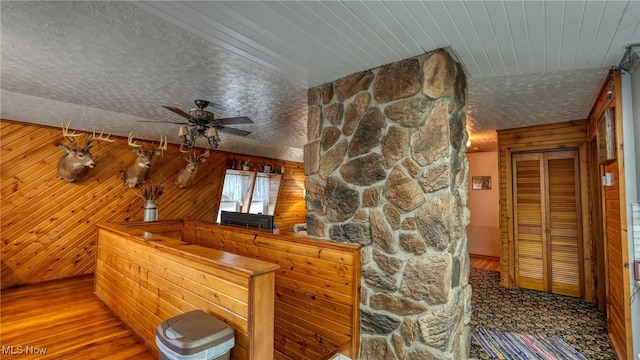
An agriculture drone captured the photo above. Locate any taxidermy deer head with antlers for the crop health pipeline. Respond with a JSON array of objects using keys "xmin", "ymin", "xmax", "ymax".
[
  {"xmin": 123, "ymin": 132, "xmax": 168, "ymax": 188},
  {"xmin": 56, "ymin": 122, "xmax": 114, "ymax": 183},
  {"xmin": 174, "ymin": 148, "xmax": 209, "ymax": 189}
]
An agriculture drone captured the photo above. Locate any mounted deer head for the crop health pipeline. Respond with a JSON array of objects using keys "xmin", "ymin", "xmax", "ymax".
[
  {"xmin": 56, "ymin": 122, "xmax": 114, "ymax": 183},
  {"xmin": 123, "ymin": 132, "xmax": 168, "ymax": 188},
  {"xmin": 174, "ymin": 148, "xmax": 210, "ymax": 189}
]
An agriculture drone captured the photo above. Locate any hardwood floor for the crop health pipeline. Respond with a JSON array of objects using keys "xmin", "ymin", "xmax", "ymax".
[
  {"xmin": 1, "ymin": 255, "xmax": 500, "ymax": 360},
  {"xmin": 470, "ymin": 254, "xmax": 500, "ymax": 272},
  {"xmin": 0, "ymin": 275, "xmax": 154, "ymax": 360}
]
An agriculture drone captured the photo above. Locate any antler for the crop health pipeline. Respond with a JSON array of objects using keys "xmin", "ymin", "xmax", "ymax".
[
  {"xmin": 180, "ymin": 143, "xmax": 193, "ymax": 154},
  {"xmin": 84, "ymin": 128, "xmax": 114, "ymax": 149},
  {"xmin": 128, "ymin": 132, "xmax": 168, "ymax": 154},
  {"xmin": 127, "ymin": 132, "xmax": 143, "ymax": 148},
  {"xmin": 181, "ymin": 147, "xmax": 210, "ymax": 158},
  {"xmin": 61, "ymin": 122, "xmax": 83, "ymax": 147},
  {"xmin": 154, "ymin": 134, "xmax": 168, "ymax": 155}
]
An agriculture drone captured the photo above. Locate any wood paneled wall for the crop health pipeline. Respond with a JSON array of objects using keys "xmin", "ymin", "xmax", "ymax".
[
  {"xmin": 95, "ymin": 223, "xmax": 279, "ymax": 359},
  {"xmin": 497, "ymin": 120, "xmax": 590, "ymax": 299},
  {"xmin": 1, "ymin": 120, "xmax": 305, "ymax": 288},
  {"xmin": 586, "ymin": 71, "xmax": 632, "ymax": 360},
  {"xmin": 181, "ymin": 221, "xmax": 361, "ymax": 360}
]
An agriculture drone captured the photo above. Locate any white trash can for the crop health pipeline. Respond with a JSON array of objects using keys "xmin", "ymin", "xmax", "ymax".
[{"xmin": 156, "ymin": 310, "xmax": 235, "ymax": 360}]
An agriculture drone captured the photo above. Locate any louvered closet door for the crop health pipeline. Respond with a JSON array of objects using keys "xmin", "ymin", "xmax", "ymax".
[
  {"xmin": 513, "ymin": 153, "xmax": 547, "ymax": 292},
  {"xmin": 512, "ymin": 150, "xmax": 583, "ymax": 297},
  {"xmin": 545, "ymin": 151, "xmax": 583, "ymax": 297}
]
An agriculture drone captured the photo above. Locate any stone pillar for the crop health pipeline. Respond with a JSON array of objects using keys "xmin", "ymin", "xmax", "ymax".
[{"xmin": 305, "ymin": 49, "xmax": 471, "ymax": 359}]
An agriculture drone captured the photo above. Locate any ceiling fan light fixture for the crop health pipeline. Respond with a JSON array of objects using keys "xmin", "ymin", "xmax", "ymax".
[
  {"xmin": 163, "ymin": 99, "xmax": 253, "ymax": 150},
  {"xmin": 207, "ymin": 136, "xmax": 219, "ymax": 149},
  {"xmin": 180, "ymin": 136, "xmax": 195, "ymax": 148},
  {"xmin": 205, "ymin": 127, "xmax": 219, "ymax": 140},
  {"xmin": 178, "ymin": 126, "xmax": 221, "ymax": 149}
]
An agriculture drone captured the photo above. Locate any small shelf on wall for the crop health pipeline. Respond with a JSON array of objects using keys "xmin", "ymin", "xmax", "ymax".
[{"xmin": 217, "ymin": 169, "xmax": 282, "ymax": 223}]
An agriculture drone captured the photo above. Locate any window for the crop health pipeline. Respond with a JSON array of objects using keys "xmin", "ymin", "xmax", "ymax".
[
  {"xmin": 249, "ymin": 176, "xmax": 269, "ymax": 214},
  {"xmin": 217, "ymin": 172, "xmax": 249, "ymax": 222},
  {"xmin": 217, "ymin": 169, "xmax": 282, "ymax": 222}
]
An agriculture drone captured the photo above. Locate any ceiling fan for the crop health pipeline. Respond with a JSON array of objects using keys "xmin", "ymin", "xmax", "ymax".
[{"xmin": 150, "ymin": 99, "xmax": 253, "ymax": 150}]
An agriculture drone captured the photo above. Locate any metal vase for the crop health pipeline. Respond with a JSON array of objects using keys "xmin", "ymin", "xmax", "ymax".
[{"xmin": 143, "ymin": 200, "xmax": 158, "ymax": 222}]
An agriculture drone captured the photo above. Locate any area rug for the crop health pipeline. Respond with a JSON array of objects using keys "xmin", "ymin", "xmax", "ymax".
[
  {"xmin": 471, "ymin": 328, "xmax": 587, "ymax": 360},
  {"xmin": 468, "ymin": 269, "xmax": 615, "ymax": 359}
]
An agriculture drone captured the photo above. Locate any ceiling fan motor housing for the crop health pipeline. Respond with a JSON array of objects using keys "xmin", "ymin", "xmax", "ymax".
[
  {"xmin": 194, "ymin": 99, "xmax": 209, "ymax": 109},
  {"xmin": 189, "ymin": 109, "xmax": 215, "ymax": 121}
]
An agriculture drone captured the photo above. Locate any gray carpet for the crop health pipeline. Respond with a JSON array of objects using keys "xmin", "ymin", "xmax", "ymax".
[{"xmin": 469, "ymin": 269, "xmax": 616, "ymax": 359}]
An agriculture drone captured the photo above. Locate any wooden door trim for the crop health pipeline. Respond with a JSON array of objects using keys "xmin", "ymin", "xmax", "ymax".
[
  {"xmin": 505, "ymin": 148, "xmax": 515, "ymax": 288},
  {"xmin": 589, "ymin": 140, "xmax": 606, "ymax": 310},
  {"xmin": 510, "ymin": 151, "xmax": 519, "ymax": 289},
  {"xmin": 576, "ymin": 149, "xmax": 587, "ymax": 297},
  {"xmin": 511, "ymin": 148, "xmax": 589, "ymax": 298},
  {"xmin": 541, "ymin": 152, "xmax": 551, "ymax": 293},
  {"xmin": 612, "ymin": 71, "xmax": 632, "ymax": 358}
]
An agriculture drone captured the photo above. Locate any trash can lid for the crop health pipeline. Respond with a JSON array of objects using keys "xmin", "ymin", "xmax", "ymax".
[{"xmin": 157, "ymin": 310, "xmax": 234, "ymax": 355}]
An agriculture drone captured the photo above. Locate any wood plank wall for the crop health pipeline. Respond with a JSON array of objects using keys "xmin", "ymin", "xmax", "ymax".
[
  {"xmin": 497, "ymin": 120, "xmax": 591, "ymax": 299},
  {"xmin": 181, "ymin": 221, "xmax": 361, "ymax": 360},
  {"xmin": 586, "ymin": 70, "xmax": 632, "ymax": 360},
  {"xmin": 94, "ymin": 223, "xmax": 279, "ymax": 359},
  {"xmin": 1, "ymin": 119, "xmax": 305, "ymax": 289}
]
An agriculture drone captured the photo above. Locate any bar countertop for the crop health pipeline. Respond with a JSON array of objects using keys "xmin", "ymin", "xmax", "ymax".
[{"xmin": 96, "ymin": 222, "xmax": 280, "ymax": 277}]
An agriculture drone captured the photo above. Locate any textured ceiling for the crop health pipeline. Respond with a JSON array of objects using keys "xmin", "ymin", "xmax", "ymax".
[
  {"xmin": 1, "ymin": 1, "xmax": 307, "ymax": 161},
  {"xmin": 2, "ymin": 1, "xmax": 639, "ymax": 160}
]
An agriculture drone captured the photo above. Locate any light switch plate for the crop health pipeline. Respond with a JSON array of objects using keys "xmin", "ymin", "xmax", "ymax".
[
  {"xmin": 635, "ymin": 260, "xmax": 640, "ymax": 281},
  {"xmin": 602, "ymin": 173, "xmax": 614, "ymax": 186}
]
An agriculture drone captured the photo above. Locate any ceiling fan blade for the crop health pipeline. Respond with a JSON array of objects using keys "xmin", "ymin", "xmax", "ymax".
[
  {"xmin": 218, "ymin": 126, "xmax": 251, "ymax": 137},
  {"xmin": 216, "ymin": 116, "xmax": 253, "ymax": 125},
  {"xmin": 137, "ymin": 120, "xmax": 191, "ymax": 125},
  {"xmin": 208, "ymin": 101, "xmax": 228, "ymax": 111},
  {"xmin": 163, "ymin": 106, "xmax": 191, "ymax": 119}
]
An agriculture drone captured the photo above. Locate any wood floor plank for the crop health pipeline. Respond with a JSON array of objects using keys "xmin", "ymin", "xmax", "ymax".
[
  {"xmin": 0, "ymin": 274, "xmax": 154, "ymax": 360},
  {"xmin": 470, "ymin": 254, "xmax": 500, "ymax": 272},
  {"xmin": 2, "ymin": 256, "xmax": 501, "ymax": 360}
]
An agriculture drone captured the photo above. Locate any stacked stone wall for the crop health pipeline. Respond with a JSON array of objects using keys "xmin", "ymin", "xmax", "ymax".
[{"xmin": 305, "ymin": 49, "xmax": 471, "ymax": 359}]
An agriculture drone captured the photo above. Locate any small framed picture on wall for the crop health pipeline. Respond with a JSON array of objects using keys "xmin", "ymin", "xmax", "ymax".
[
  {"xmin": 472, "ymin": 176, "xmax": 491, "ymax": 190},
  {"xmin": 597, "ymin": 107, "xmax": 616, "ymax": 164}
]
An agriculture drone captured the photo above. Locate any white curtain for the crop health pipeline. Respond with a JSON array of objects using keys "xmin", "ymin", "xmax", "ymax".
[
  {"xmin": 222, "ymin": 174, "xmax": 250, "ymax": 205},
  {"xmin": 249, "ymin": 176, "xmax": 270, "ymax": 214},
  {"xmin": 252, "ymin": 176, "xmax": 270, "ymax": 203},
  {"xmin": 221, "ymin": 174, "xmax": 269, "ymax": 209}
]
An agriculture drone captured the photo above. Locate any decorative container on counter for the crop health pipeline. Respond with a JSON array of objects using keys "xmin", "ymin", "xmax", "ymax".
[{"xmin": 143, "ymin": 200, "xmax": 158, "ymax": 222}]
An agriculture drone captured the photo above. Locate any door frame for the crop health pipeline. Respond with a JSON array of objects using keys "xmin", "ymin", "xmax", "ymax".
[
  {"xmin": 505, "ymin": 143, "xmax": 592, "ymax": 301},
  {"xmin": 589, "ymin": 139, "xmax": 607, "ymax": 312}
]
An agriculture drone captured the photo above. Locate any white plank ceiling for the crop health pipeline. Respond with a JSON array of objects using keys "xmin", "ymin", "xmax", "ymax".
[{"xmin": 2, "ymin": 1, "xmax": 639, "ymax": 160}]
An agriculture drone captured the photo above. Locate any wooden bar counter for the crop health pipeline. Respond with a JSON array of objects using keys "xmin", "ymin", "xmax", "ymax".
[
  {"xmin": 180, "ymin": 221, "xmax": 362, "ymax": 359},
  {"xmin": 94, "ymin": 222, "xmax": 279, "ymax": 360}
]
